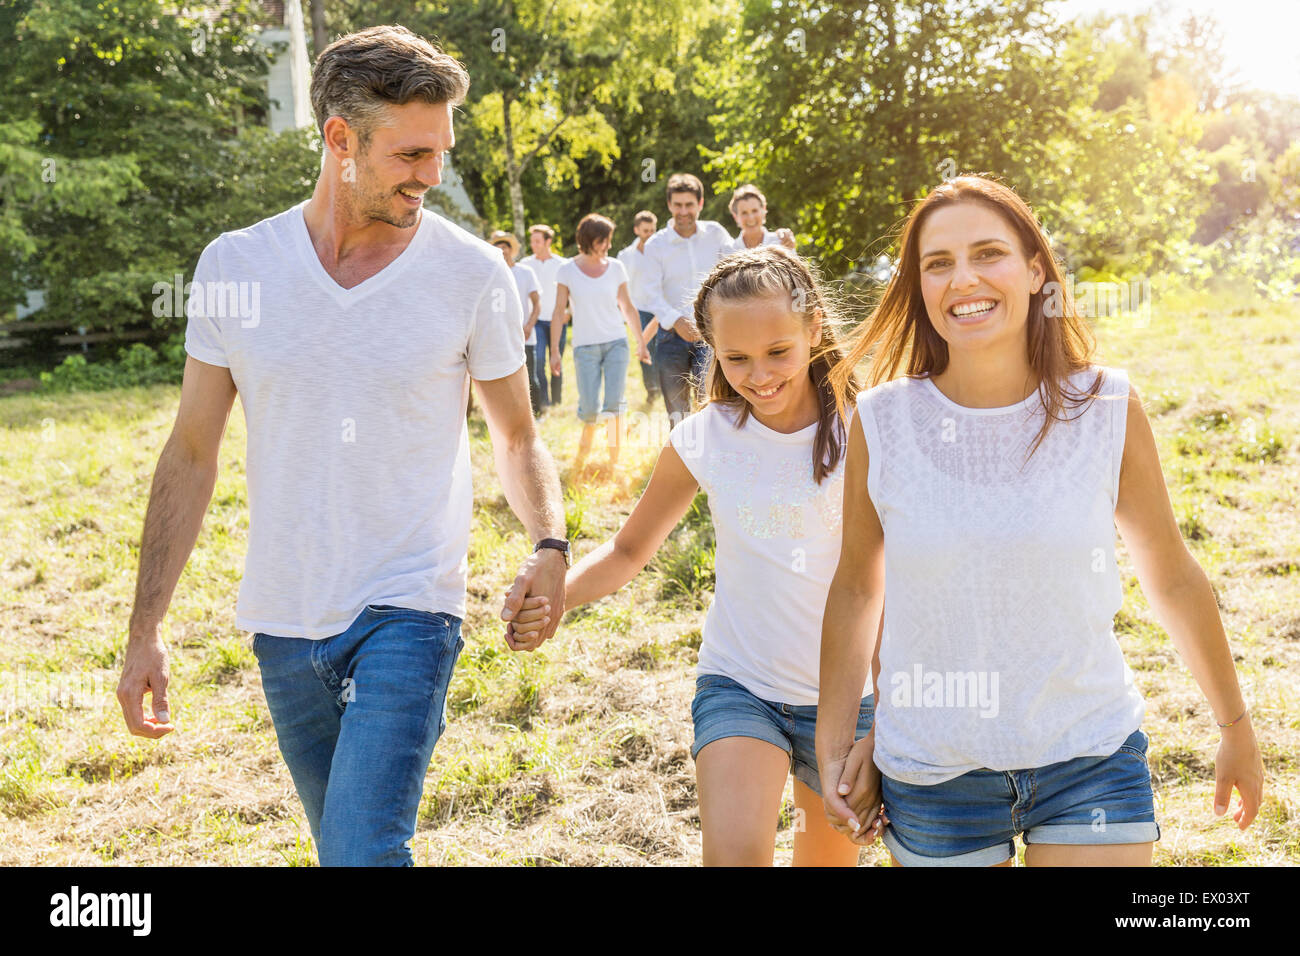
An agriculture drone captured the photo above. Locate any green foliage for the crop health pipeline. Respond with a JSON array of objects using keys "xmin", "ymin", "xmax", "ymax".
[
  {"xmin": 0, "ymin": 0, "xmax": 319, "ymax": 343},
  {"xmin": 38, "ymin": 339, "xmax": 185, "ymax": 393}
]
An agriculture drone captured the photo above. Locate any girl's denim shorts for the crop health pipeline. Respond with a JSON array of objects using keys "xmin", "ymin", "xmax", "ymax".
[
  {"xmin": 880, "ymin": 727, "xmax": 1161, "ymax": 866},
  {"xmin": 690, "ymin": 672, "xmax": 874, "ymax": 796}
]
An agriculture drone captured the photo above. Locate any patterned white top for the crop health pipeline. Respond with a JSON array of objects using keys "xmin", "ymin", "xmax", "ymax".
[{"xmin": 856, "ymin": 366, "xmax": 1145, "ymax": 784}]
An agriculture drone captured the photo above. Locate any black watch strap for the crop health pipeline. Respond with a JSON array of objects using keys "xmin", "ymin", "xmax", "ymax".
[{"xmin": 534, "ymin": 538, "xmax": 571, "ymax": 567}]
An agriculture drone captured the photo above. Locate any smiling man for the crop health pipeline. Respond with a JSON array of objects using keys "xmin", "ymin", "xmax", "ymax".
[{"xmin": 116, "ymin": 25, "xmax": 569, "ymax": 866}]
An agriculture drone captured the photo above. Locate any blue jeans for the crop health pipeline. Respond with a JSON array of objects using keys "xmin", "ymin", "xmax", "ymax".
[
  {"xmin": 880, "ymin": 728, "xmax": 1160, "ymax": 866},
  {"xmin": 536, "ymin": 319, "xmax": 567, "ymax": 406},
  {"xmin": 573, "ymin": 337, "xmax": 629, "ymax": 423},
  {"xmin": 655, "ymin": 328, "xmax": 711, "ymax": 426},
  {"xmin": 690, "ymin": 673, "xmax": 875, "ymax": 796},
  {"xmin": 524, "ymin": 343, "xmax": 542, "ymax": 415},
  {"xmin": 637, "ymin": 310, "xmax": 660, "ymax": 396},
  {"xmin": 252, "ymin": 604, "xmax": 464, "ymax": 866}
]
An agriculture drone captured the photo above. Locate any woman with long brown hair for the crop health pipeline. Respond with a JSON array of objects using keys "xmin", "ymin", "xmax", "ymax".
[
  {"xmin": 816, "ymin": 175, "xmax": 1264, "ymax": 866},
  {"xmin": 511, "ymin": 245, "xmax": 883, "ymax": 865}
]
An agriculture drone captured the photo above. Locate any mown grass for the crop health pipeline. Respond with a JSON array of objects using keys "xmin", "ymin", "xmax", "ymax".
[{"xmin": 0, "ymin": 283, "xmax": 1296, "ymax": 865}]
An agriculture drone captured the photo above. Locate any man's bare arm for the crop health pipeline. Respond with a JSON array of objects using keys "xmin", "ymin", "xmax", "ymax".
[
  {"xmin": 118, "ymin": 356, "xmax": 236, "ymax": 736},
  {"xmin": 473, "ymin": 366, "xmax": 567, "ymax": 650}
]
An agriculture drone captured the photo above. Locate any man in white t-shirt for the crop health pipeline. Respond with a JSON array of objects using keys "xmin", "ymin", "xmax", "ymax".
[
  {"xmin": 491, "ymin": 230, "xmax": 542, "ymax": 416},
  {"xmin": 639, "ymin": 173, "xmax": 734, "ymax": 425},
  {"xmin": 616, "ymin": 210, "xmax": 661, "ymax": 401},
  {"xmin": 116, "ymin": 25, "xmax": 569, "ymax": 867},
  {"xmin": 518, "ymin": 224, "xmax": 570, "ymax": 409}
]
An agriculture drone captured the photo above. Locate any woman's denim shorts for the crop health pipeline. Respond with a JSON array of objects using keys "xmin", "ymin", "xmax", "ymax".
[
  {"xmin": 690, "ymin": 672, "xmax": 874, "ymax": 796},
  {"xmin": 572, "ymin": 337, "xmax": 629, "ymax": 424},
  {"xmin": 880, "ymin": 728, "xmax": 1161, "ymax": 866}
]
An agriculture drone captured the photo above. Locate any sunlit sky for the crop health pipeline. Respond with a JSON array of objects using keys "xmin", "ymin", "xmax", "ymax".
[{"xmin": 1057, "ymin": 0, "xmax": 1300, "ymax": 99}]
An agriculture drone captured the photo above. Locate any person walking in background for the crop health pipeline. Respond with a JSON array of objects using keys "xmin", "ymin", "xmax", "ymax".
[
  {"xmin": 639, "ymin": 173, "xmax": 733, "ymax": 426},
  {"xmin": 512, "ymin": 246, "xmax": 877, "ymax": 865},
  {"xmin": 726, "ymin": 184, "xmax": 797, "ymax": 254},
  {"xmin": 551, "ymin": 213, "xmax": 651, "ymax": 477},
  {"xmin": 116, "ymin": 25, "xmax": 570, "ymax": 867},
  {"xmin": 817, "ymin": 175, "xmax": 1263, "ymax": 866},
  {"xmin": 616, "ymin": 210, "xmax": 661, "ymax": 404},
  {"xmin": 491, "ymin": 230, "xmax": 542, "ymax": 416},
  {"xmin": 520, "ymin": 224, "xmax": 570, "ymax": 409}
]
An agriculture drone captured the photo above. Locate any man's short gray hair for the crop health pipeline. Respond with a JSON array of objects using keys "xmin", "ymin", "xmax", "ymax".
[{"xmin": 310, "ymin": 25, "xmax": 470, "ymax": 147}]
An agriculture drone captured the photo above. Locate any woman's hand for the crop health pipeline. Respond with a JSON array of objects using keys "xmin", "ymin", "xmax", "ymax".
[
  {"xmin": 637, "ymin": 343, "xmax": 651, "ymax": 365},
  {"xmin": 1214, "ymin": 716, "xmax": 1264, "ymax": 829},
  {"xmin": 820, "ymin": 735, "xmax": 884, "ymax": 844},
  {"xmin": 550, "ymin": 352, "xmax": 562, "ymax": 378}
]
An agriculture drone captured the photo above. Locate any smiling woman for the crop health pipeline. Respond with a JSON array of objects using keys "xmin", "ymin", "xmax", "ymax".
[{"xmin": 817, "ymin": 175, "xmax": 1264, "ymax": 868}]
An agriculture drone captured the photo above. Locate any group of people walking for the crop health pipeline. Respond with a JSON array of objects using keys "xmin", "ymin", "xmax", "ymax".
[
  {"xmin": 117, "ymin": 24, "xmax": 1264, "ymax": 868},
  {"xmin": 491, "ymin": 177, "xmax": 796, "ymax": 474}
]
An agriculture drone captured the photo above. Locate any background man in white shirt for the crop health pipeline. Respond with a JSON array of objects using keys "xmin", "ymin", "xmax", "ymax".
[
  {"xmin": 616, "ymin": 209, "xmax": 661, "ymax": 402},
  {"xmin": 116, "ymin": 25, "xmax": 569, "ymax": 867},
  {"xmin": 639, "ymin": 173, "xmax": 733, "ymax": 425},
  {"xmin": 519, "ymin": 224, "xmax": 570, "ymax": 409},
  {"xmin": 491, "ymin": 229, "xmax": 542, "ymax": 415}
]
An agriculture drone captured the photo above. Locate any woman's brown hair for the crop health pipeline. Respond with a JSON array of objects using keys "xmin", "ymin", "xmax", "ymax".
[
  {"xmin": 828, "ymin": 175, "xmax": 1103, "ymax": 458},
  {"xmin": 693, "ymin": 245, "xmax": 860, "ymax": 484},
  {"xmin": 575, "ymin": 213, "xmax": 615, "ymax": 255}
]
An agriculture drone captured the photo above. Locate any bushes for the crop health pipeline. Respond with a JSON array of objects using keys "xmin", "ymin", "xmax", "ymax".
[{"xmin": 38, "ymin": 337, "xmax": 186, "ymax": 393}]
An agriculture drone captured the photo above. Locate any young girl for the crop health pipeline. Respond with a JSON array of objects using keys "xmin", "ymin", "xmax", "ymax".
[
  {"xmin": 816, "ymin": 175, "xmax": 1265, "ymax": 866},
  {"xmin": 513, "ymin": 245, "xmax": 880, "ymax": 865},
  {"xmin": 551, "ymin": 213, "xmax": 652, "ymax": 476}
]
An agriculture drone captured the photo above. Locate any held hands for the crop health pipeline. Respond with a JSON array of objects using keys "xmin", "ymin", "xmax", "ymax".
[
  {"xmin": 1213, "ymin": 716, "xmax": 1265, "ymax": 829},
  {"xmin": 821, "ymin": 733, "xmax": 887, "ymax": 845},
  {"xmin": 500, "ymin": 548, "xmax": 566, "ymax": 652},
  {"xmin": 637, "ymin": 343, "xmax": 651, "ymax": 365},
  {"xmin": 550, "ymin": 351, "xmax": 562, "ymax": 378}
]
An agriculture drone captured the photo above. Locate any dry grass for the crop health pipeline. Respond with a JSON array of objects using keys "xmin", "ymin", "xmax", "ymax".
[{"xmin": 1, "ymin": 285, "xmax": 1296, "ymax": 866}]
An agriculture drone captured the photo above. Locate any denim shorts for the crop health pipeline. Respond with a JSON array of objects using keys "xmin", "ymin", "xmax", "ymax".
[
  {"xmin": 572, "ymin": 337, "xmax": 629, "ymax": 423},
  {"xmin": 880, "ymin": 728, "xmax": 1161, "ymax": 866},
  {"xmin": 690, "ymin": 672, "xmax": 874, "ymax": 796}
]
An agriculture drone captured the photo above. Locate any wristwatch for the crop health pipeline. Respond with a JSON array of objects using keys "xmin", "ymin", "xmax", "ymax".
[{"xmin": 533, "ymin": 538, "xmax": 571, "ymax": 567}]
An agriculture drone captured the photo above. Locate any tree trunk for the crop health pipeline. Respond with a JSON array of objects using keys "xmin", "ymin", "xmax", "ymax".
[
  {"xmin": 309, "ymin": 0, "xmax": 328, "ymax": 58},
  {"xmin": 502, "ymin": 94, "xmax": 526, "ymax": 240}
]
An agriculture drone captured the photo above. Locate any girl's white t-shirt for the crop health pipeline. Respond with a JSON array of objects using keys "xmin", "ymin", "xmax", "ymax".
[
  {"xmin": 725, "ymin": 229, "xmax": 782, "ymax": 254},
  {"xmin": 555, "ymin": 257, "xmax": 630, "ymax": 347},
  {"xmin": 668, "ymin": 402, "xmax": 870, "ymax": 706},
  {"xmin": 856, "ymin": 366, "xmax": 1145, "ymax": 784}
]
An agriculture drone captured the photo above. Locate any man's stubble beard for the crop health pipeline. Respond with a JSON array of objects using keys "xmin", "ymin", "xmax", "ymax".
[{"xmin": 347, "ymin": 147, "xmax": 421, "ymax": 230}]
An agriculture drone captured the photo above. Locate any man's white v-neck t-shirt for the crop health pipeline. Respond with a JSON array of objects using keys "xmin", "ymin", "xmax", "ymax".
[{"xmin": 184, "ymin": 200, "xmax": 525, "ymax": 638}]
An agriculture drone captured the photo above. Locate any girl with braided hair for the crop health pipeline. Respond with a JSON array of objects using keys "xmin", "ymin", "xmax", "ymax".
[{"xmin": 508, "ymin": 245, "xmax": 879, "ymax": 865}]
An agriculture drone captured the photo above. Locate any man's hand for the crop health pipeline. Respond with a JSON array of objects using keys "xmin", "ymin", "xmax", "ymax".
[
  {"xmin": 500, "ymin": 548, "xmax": 566, "ymax": 651},
  {"xmin": 672, "ymin": 316, "xmax": 699, "ymax": 343},
  {"xmin": 117, "ymin": 627, "xmax": 175, "ymax": 738}
]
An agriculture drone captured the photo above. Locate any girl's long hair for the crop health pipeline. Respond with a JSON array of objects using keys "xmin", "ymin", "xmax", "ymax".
[
  {"xmin": 693, "ymin": 245, "xmax": 860, "ymax": 484},
  {"xmin": 828, "ymin": 175, "xmax": 1103, "ymax": 457}
]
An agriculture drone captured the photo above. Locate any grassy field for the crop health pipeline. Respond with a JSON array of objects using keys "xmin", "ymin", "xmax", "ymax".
[{"xmin": 0, "ymin": 285, "xmax": 1296, "ymax": 866}]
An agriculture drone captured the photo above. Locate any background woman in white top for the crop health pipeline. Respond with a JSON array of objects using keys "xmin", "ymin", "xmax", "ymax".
[
  {"xmin": 551, "ymin": 213, "xmax": 651, "ymax": 476},
  {"xmin": 513, "ymin": 246, "xmax": 879, "ymax": 865},
  {"xmin": 726, "ymin": 183, "xmax": 796, "ymax": 254},
  {"xmin": 817, "ymin": 175, "xmax": 1264, "ymax": 866}
]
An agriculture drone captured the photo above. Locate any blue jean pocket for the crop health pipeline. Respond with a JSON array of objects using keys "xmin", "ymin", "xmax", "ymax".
[{"xmin": 1117, "ymin": 728, "xmax": 1149, "ymax": 760}]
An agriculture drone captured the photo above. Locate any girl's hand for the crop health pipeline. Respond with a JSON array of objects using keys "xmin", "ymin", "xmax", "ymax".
[
  {"xmin": 1214, "ymin": 717, "xmax": 1264, "ymax": 829},
  {"xmin": 504, "ymin": 595, "xmax": 550, "ymax": 638},
  {"xmin": 820, "ymin": 738, "xmax": 884, "ymax": 844},
  {"xmin": 839, "ymin": 733, "xmax": 885, "ymax": 846}
]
